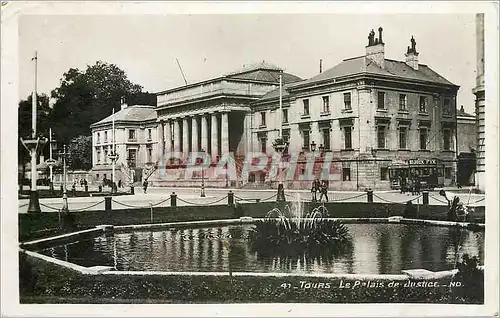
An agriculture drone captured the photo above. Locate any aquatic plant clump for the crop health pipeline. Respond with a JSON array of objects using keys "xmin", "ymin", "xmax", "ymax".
[{"xmin": 248, "ymin": 202, "xmax": 352, "ymax": 257}]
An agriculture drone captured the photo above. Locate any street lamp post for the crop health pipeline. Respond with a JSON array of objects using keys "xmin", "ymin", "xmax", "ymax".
[
  {"xmin": 272, "ymin": 70, "xmax": 288, "ymax": 202},
  {"xmin": 20, "ymin": 51, "xmax": 47, "ymax": 213},
  {"xmin": 58, "ymin": 144, "xmax": 69, "ymax": 213},
  {"xmin": 108, "ymin": 107, "xmax": 119, "ymax": 194},
  {"xmin": 200, "ymin": 149, "xmax": 206, "ymax": 197},
  {"xmin": 46, "ymin": 128, "xmax": 57, "ymax": 194}
]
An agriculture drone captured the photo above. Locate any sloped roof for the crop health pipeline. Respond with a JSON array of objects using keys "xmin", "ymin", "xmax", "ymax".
[
  {"xmin": 93, "ymin": 105, "xmax": 157, "ymax": 126},
  {"xmin": 457, "ymin": 106, "xmax": 475, "ymax": 118},
  {"xmin": 157, "ymin": 61, "xmax": 303, "ymax": 95},
  {"xmin": 226, "ymin": 61, "xmax": 302, "ymax": 83},
  {"xmin": 257, "ymin": 81, "xmax": 305, "ymax": 102},
  {"xmin": 289, "ymin": 56, "xmax": 457, "ymax": 89}
]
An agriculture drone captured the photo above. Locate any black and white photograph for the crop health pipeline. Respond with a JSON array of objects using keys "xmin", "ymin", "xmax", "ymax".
[{"xmin": 1, "ymin": 1, "xmax": 498, "ymax": 317}]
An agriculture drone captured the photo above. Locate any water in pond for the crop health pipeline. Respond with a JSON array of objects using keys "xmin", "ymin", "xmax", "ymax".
[{"xmin": 37, "ymin": 223, "xmax": 484, "ymax": 274}]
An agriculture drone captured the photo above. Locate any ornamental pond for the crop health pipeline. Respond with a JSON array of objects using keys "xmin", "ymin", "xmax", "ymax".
[{"xmin": 37, "ymin": 223, "xmax": 484, "ymax": 275}]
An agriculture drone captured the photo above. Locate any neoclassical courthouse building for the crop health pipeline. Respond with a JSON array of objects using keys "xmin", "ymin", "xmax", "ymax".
[{"xmin": 90, "ymin": 28, "xmax": 460, "ymax": 190}]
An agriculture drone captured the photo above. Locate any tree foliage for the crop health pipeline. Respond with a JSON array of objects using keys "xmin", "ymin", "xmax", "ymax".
[
  {"xmin": 67, "ymin": 136, "xmax": 93, "ymax": 171},
  {"xmin": 18, "ymin": 61, "xmax": 156, "ymax": 171},
  {"xmin": 18, "ymin": 94, "xmax": 52, "ymax": 165},
  {"xmin": 49, "ymin": 61, "xmax": 155, "ymax": 143}
]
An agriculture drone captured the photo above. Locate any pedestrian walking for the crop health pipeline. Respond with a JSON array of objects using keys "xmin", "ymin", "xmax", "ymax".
[
  {"xmin": 143, "ymin": 179, "xmax": 149, "ymax": 194},
  {"xmin": 415, "ymin": 178, "xmax": 421, "ymax": 195},
  {"xmin": 319, "ymin": 180, "xmax": 329, "ymax": 202},
  {"xmin": 311, "ymin": 179, "xmax": 319, "ymax": 202}
]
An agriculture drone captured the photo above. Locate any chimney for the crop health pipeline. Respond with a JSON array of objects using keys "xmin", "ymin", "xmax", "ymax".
[
  {"xmin": 319, "ymin": 59, "xmax": 323, "ymax": 73},
  {"xmin": 365, "ymin": 27, "xmax": 385, "ymax": 69},
  {"xmin": 405, "ymin": 36, "xmax": 419, "ymax": 70},
  {"xmin": 120, "ymin": 97, "xmax": 128, "ymax": 110}
]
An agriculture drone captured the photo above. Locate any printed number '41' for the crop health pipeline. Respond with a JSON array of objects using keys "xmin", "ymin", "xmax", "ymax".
[{"xmin": 280, "ymin": 283, "xmax": 291, "ymax": 289}]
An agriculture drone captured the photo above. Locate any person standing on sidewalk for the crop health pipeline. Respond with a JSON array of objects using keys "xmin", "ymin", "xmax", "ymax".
[
  {"xmin": 319, "ymin": 180, "xmax": 329, "ymax": 202},
  {"xmin": 143, "ymin": 179, "xmax": 149, "ymax": 194},
  {"xmin": 311, "ymin": 179, "xmax": 319, "ymax": 202}
]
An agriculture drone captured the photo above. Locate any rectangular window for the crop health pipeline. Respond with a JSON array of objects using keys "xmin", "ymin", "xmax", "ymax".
[
  {"xmin": 260, "ymin": 138, "xmax": 267, "ymax": 153},
  {"xmin": 322, "ymin": 128, "xmax": 331, "ymax": 151},
  {"xmin": 104, "ymin": 131, "xmax": 108, "ymax": 142},
  {"xmin": 97, "ymin": 132, "xmax": 100, "ymax": 144},
  {"xmin": 443, "ymin": 129, "xmax": 451, "ymax": 150},
  {"xmin": 128, "ymin": 149, "xmax": 137, "ymax": 167},
  {"xmin": 97, "ymin": 150, "xmax": 101, "ymax": 163},
  {"xmin": 342, "ymin": 168, "xmax": 351, "ymax": 181},
  {"xmin": 344, "ymin": 92, "xmax": 352, "ymax": 110},
  {"xmin": 399, "ymin": 94, "xmax": 407, "ymax": 111},
  {"xmin": 147, "ymin": 145, "xmax": 152, "ymax": 162},
  {"xmin": 322, "ymin": 96, "xmax": 330, "ymax": 113},
  {"xmin": 380, "ymin": 167, "xmax": 388, "ymax": 181},
  {"xmin": 282, "ymin": 109, "xmax": 288, "ymax": 124},
  {"xmin": 303, "ymin": 99, "xmax": 310, "ymax": 116},
  {"xmin": 377, "ymin": 92, "xmax": 385, "ymax": 109},
  {"xmin": 399, "ymin": 127, "xmax": 408, "ymax": 149},
  {"xmin": 260, "ymin": 112, "xmax": 266, "ymax": 127},
  {"xmin": 148, "ymin": 128, "xmax": 152, "ymax": 140},
  {"xmin": 443, "ymin": 98, "xmax": 451, "ymax": 115},
  {"xmin": 419, "ymin": 96, "xmax": 427, "ymax": 113},
  {"xmin": 377, "ymin": 126, "xmax": 386, "ymax": 149},
  {"xmin": 302, "ymin": 130, "xmax": 310, "ymax": 151},
  {"xmin": 129, "ymin": 129, "xmax": 136, "ymax": 140},
  {"xmin": 103, "ymin": 149, "xmax": 108, "ymax": 163},
  {"xmin": 419, "ymin": 128, "xmax": 428, "ymax": 150},
  {"xmin": 344, "ymin": 127, "xmax": 352, "ymax": 149}
]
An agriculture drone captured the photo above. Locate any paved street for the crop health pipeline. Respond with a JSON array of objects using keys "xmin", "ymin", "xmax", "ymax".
[{"xmin": 18, "ymin": 186, "xmax": 485, "ymax": 213}]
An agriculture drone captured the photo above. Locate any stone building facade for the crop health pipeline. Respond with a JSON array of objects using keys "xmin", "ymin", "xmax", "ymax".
[
  {"xmin": 90, "ymin": 103, "xmax": 158, "ymax": 185},
  {"xmin": 252, "ymin": 28, "xmax": 459, "ymax": 190},
  {"xmin": 90, "ymin": 27, "xmax": 459, "ymax": 190}
]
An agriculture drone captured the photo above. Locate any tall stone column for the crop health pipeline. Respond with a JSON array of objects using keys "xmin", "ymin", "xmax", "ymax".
[
  {"xmin": 157, "ymin": 121, "xmax": 164, "ymax": 160},
  {"xmin": 182, "ymin": 117, "xmax": 189, "ymax": 154},
  {"xmin": 201, "ymin": 114, "xmax": 209, "ymax": 151},
  {"xmin": 173, "ymin": 119, "xmax": 181, "ymax": 152},
  {"xmin": 221, "ymin": 112, "xmax": 229, "ymax": 155},
  {"xmin": 211, "ymin": 113, "xmax": 219, "ymax": 160},
  {"xmin": 191, "ymin": 116, "xmax": 199, "ymax": 152},
  {"xmin": 164, "ymin": 120, "xmax": 172, "ymax": 153}
]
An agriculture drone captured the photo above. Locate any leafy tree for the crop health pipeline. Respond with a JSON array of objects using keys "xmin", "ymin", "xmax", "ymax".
[
  {"xmin": 67, "ymin": 136, "xmax": 93, "ymax": 171},
  {"xmin": 49, "ymin": 61, "xmax": 154, "ymax": 143}
]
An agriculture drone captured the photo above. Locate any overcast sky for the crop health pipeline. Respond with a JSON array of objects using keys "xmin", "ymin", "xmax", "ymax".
[{"xmin": 19, "ymin": 13, "xmax": 477, "ymax": 113}]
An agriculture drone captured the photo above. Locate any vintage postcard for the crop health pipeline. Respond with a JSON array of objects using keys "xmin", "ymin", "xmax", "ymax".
[{"xmin": 1, "ymin": 1, "xmax": 498, "ymax": 317}]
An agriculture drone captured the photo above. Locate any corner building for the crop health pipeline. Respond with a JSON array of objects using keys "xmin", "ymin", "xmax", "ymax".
[{"xmin": 252, "ymin": 28, "xmax": 459, "ymax": 190}]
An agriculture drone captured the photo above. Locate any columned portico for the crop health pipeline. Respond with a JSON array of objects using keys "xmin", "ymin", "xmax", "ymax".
[
  {"xmin": 157, "ymin": 120, "xmax": 164, "ymax": 159},
  {"xmin": 191, "ymin": 116, "xmax": 199, "ymax": 152},
  {"xmin": 164, "ymin": 120, "xmax": 172, "ymax": 153},
  {"xmin": 211, "ymin": 113, "xmax": 219, "ymax": 160},
  {"xmin": 173, "ymin": 119, "xmax": 181, "ymax": 152},
  {"xmin": 182, "ymin": 117, "xmax": 189, "ymax": 153},
  {"xmin": 221, "ymin": 112, "xmax": 229, "ymax": 155},
  {"xmin": 201, "ymin": 115, "xmax": 209, "ymax": 151}
]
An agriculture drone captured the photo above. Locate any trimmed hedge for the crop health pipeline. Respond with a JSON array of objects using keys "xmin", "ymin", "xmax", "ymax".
[{"xmin": 19, "ymin": 252, "xmax": 482, "ymax": 304}]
